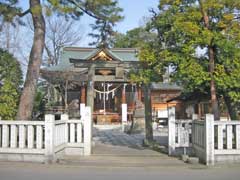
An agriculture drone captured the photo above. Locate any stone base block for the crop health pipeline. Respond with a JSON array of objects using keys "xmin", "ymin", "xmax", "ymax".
[
  {"xmin": 181, "ymin": 154, "xmax": 189, "ymax": 162},
  {"xmin": 131, "ymin": 117, "xmax": 145, "ymax": 133},
  {"xmin": 0, "ymin": 154, "xmax": 45, "ymax": 163},
  {"xmin": 65, "ymin": 147, "xmax": 84, "ymax": 156},
  {"xmin": 215, "ymin": 154, "xmax": 240, "ymax": 164},
  {"xmin": 187, "ymin": 157, "xmax": 199, "ymax": 164}
]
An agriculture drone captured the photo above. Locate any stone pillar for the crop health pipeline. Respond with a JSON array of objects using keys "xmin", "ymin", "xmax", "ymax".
[
  {"xmin": 87, "ymin": 81, "xmax": 94, "ymax": 112},
  {"xmin": 168, "ymin": 106, "xmax": 176, "ymax": 155},
  {"xmin": 236, "ymin": 125, "xmax": 240, "ymax": 149},
  {"xmin": 45, "ymin": 114, "xmax": 55, "ymax": 163},
  {"xmin": 87, "ymin": 66, "xmax": 95, "ymax": 114},
  {"xmin": 84, "ymin": 106, "xmax": 92, "ymax": 155},
  {"xmin": 122, "ymin": 84, "xmax": 127, "ymax": 131},
  {"xmin": 2, "ymin": 125, "xmax": 9, "ymax": 148},
  {"xmin": 61, "ymin": 114, "xmax": 69, "ymax": 144},
  {"xmin": 205, "ymin": 114, "xmax": 215, "ymax": 165}
]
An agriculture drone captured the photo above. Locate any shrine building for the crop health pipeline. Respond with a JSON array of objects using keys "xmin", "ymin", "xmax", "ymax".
[{"xmin": 41, "ymin": 47, "xmax": 182, "ymax": 124}]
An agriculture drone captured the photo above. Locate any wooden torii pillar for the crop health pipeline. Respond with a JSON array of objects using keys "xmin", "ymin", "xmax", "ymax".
[{"xmin": 80, "ymin": 84, "xmax": 86, "ymax": 118}]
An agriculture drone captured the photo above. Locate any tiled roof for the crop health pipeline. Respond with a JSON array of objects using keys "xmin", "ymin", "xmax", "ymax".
[
  {"xmin": 151, "ymin": 82, "xmax": 182, "ymax": 90},
  {"xmin": 43, "ymin": 47, "xmax": 139, "ymax": 72}
]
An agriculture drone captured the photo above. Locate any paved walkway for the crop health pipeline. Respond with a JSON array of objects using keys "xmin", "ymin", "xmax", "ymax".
[
  {"xmin": 93, "ymin": 125, "xmax": 144, "ymax": 150},
  {"xmin": 93, "ymin": 125, "xmax": 168, "ymax": 153},
  {"xmin": 92, "ymin": 125, "xmax": 146, "ymax": 156},
  {"xmin": 61, "ymin": 125, "xmax": 187, "ymax": 168}
]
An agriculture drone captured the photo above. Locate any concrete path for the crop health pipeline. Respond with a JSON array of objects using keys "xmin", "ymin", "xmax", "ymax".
[
  {"xmin": 60, "ymin": 125, "xmax": 185, "ymax": 168},
  {"xmin": 1, "ymin": 161, "xmax": 240, "ymax": 180},
  {"xmin": 55, "ymin": 125, "xmax": 183, "ymax": 168},
  {"xmin": 92, "ymin": 125, "xmax": 168, "ymax": 156},
  {"xmin": 93, "ymin": 125, "xmax": 144, "ymax": 151}
]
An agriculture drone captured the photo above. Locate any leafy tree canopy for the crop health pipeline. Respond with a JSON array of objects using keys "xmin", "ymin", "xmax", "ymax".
[
  {"xmin": 144, "ymin": 0, "xmax": 240, "ymax": 118},
  {"xmin": 0, "ymin": 49, "xmax": 22, "ymax": 120},
  {"xmin": 112, "ymin": 27, "xmax": 163, "ymax": 83}
]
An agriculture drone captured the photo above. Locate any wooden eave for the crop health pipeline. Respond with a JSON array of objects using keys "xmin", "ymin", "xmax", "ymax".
[
  {"xmin": 69, "ymin": 59, "xmax": 141, "ymax": 69},
  {"xmin": 40, "ymin": 69, "xmax": 89, "ymax": 83}
]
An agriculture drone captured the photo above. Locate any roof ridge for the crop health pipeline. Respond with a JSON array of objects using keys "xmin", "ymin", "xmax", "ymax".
[{"xmin": 63, "ymin": 47, "xmax": 139, "ymax": 52}]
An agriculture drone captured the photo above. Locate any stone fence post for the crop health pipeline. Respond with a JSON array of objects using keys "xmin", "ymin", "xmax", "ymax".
[
  {"xmin": 192, "ymin": 114, "xmax": 198, "ymax": 120},
  {"xmin": 45, "ymin": 114, "xmax": 55, "ymax": 163},
  {"xmin": 168, "ymin": 107, "xmax": 176, "ymax": 155},
  {"xmin": 61, "ymin": 114, "xmax": 69, "ymax": 144},
  {"xmin": 205, "ymin": 114, "xmax": 215, "ymax": 165},
  {"xmin": 80, "ymin": 103, "xmax": 85, "ymax": 119},
  {"xmin": 84, "ymin": 106, "xmax": 92, "ymax": 155}
]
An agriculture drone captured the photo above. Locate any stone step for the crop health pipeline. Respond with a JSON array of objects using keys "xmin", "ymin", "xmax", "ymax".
[
  {"xmin": 58, "ymin": 155, "xmax": 186, "ymax": 168},
  {"xmin": 92, "ymin": 143, "xmax": 168, "ymax": 157}
]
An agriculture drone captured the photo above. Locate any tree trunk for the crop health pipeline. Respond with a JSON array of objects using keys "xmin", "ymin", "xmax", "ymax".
[
  {"xmin": 199, "ymin": 0, "xmax": 220, "ymax": 120},
  {"xmin": 209, "ymin": 46, "xmax": 220, "ymax": 120},
  {"xmin": 17, "ymin": 0, "xmax": 45, "ymax": 120},
  {"xmin": 223, "ymin": 93, "xmax": 238, "ymax": 120},
  {"xmin": 143, "ymin": 83, "xmax": 153, "ymax": 142}
]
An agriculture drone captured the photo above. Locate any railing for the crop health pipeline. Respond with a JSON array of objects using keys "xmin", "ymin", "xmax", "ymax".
[
  {"xmin": 0, "ymin": 106, "xmax": 92, "ymax": 163},
  {"xmin": 192, "ymin": 120, "xmax": 205, "ymax": 154},
  {"xmin": 0, "ymin": 121, "xmax": 45, "ymax": 154},
  {"xmin": 214, "ymin": 121, "xmax": 240, "ymax": 155},
  {"xmin": 54, "ymin": 120, "xmax": 67, "ymax": 152},
  {"xmin": 192, "ymin": 114, "xmax": 240, "ymax": 165},
  {"xmin": 167, "ymin": 107, "xmax": 240, "ymax": 165}
]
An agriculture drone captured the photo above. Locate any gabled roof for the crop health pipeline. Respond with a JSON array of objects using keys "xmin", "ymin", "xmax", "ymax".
[
  {"xmin": 84, "ymin": 48, "xmax": 122, "ymax": 61},
  {"xmin": 151, "ymin": 82, "xmax": 182, "ymax": 91},
  {"xmin": 42, "ymin": 47, "xmax": 139, "ymax": 72}
]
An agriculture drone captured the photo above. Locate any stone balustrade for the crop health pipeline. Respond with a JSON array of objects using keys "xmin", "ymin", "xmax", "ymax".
[
  {"xmin": 213, "ymin": 120, "xmax": 240, "ymax": 163},
  {"xmin": 168, "ymin": 107, "xmax": 240, "ymax": 165},
  {"xmin": 192, "ymin": 115, "xmax": 240, "ymax": 165},
  {"xmin": 0, "ymin": 106, "xmax": 92, "ymax": 163}
]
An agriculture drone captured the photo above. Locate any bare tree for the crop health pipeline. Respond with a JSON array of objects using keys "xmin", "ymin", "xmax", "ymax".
[
  {"xmin": 42, "ymin": 15, "xmax": 84, "ymax": 107},
  {"xmin": 27, "ymin": 14, "xmax": 84, "ymax": 66},
  {"xmin": 44, "ymin": 15, "xmax": 83, "ymax": 66},
  {"xmin": 0, "ymin": 21, "xmax": 31, "ymax": 73}
]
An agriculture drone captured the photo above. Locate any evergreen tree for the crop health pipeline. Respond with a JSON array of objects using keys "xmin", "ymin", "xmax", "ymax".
[
  {"xmin": 88, "ymin": 0, "xmax": 123, "ymax": 48},
  {"xmin": 112, "ymin": 27, "xmax": 156, "ymax": 48},
  {"xmin": 145, "ymin": 0, "xmax": 240, "ymax": 120},
  {"xmin": 0, "ymin": 49, "xmax": 22, "ymax": 120}
]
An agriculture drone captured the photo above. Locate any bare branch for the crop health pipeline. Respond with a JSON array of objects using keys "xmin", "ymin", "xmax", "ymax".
[
  {"xmin": 67, "ymin": 0, "xmax": 102, "ymax": 20},
  {"xmin": 18, "ymin": 9, "xmax": 31, "ymax": 17}
]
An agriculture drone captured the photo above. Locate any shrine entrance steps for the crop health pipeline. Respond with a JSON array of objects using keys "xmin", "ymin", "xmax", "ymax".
[{"xmin": 59, "ymin": 125, "xmax": 189, "ymax": 168}]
